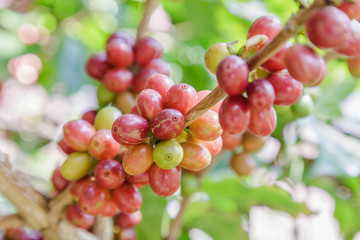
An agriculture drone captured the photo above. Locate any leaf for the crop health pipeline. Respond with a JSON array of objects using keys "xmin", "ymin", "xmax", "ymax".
[
  {"xmin": 201, "ymin": 177, "xmax": 311, "ymax": 216},
  {"xmin": 135, "ymin": 186, "xmax": 167, "ymax": 240}
]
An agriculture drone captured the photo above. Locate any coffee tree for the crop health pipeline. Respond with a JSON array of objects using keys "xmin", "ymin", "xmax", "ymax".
[{"xmin": 0, "ymin": 0, "xmax": 359, "ymax": 239}]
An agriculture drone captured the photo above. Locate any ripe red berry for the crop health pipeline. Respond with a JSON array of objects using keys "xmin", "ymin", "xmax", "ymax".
[
  {"xmin": 151, "ymin": 109, "xmax": 185, "ymax": 140},
  {"xmin": 284, "ymin": 44, "xmax": 326, "ymax": 86},
  {"xmin": 122, "ymin": 143, "xmax": 154, "ymax": 175},
  {"xmin": 149, "ymin": 164, "xmax": 181, "ymax": 197},
  {"xmin": 51, "ymin": 167, "xmax": 71, "ymax": 192},
  {"xmin": 305, "ymin": 6, "xmax": 350, "ymax": 49},
  {"xmin": 112, "ymin": 114, "xmax": 150, "ymax": 146},
  {"xmin": 266, "ymin": 71, "xmax": 303, "ymax": 106},
  {"xmin": 107, "ymin": 31, "xmax": 136, "ymax": 47},
  {"xmin": 102, "ymin": 68, "xmax": 133, "ymax": 93},
  {"xmin": 127, "ymin": 170, "xmax": 150, "ymax": 188},
  {"xmin": 190, "ymin": 136, "xmax": 223, "ymax": 156},
  {"xmin": 85, "ymin": 54, "xmax": 110, "ymax": 80},
  {"xmin": 219, "ymin": 95, "xmax": 250, "ymax": 134},
  {"xmin": 135, "ymin": 37, "xmax": 163, "ymax": 66},
  {"xmin": 216, "ymin": 55, "xmax": 249, "ymax": 96},
  {"xmin": 113, "ymin": 183, "xmax": 142, "ymax": 214},
  {"xmin": 115, "ymin": 211, "xmax": 142, "ymax": 229},
  {"xmin": 248, "ymin": 105, "xmax": 277, "ymax": 137},
  {"xmin": 58, "ymin": 138, "xmax": 76, "ymax": 155},
  {"xmin": 221, "ymin": 132, "xmax": 242, "ymax": 151},
  {"xmin": 88, "ymin": 130, "xmax": 120, "ymax": 160},
  {"xmin": 70, "ymin": 177, "xmax": 93, "ymax": 201},
  {"xmin": 335, "ymin": 19, "xmax": 360, "ymax": 57},
  {"xmin": 133, "ymin": 68, "xmax": 157, "ymax": 94},
  {"xmin": 79, "ymin": 181, "xmax": 111, "ymax": 215},
  {"xmin": 246, "ymin": 79, "xmax": 275, "ymax": 110},
  {"xmin": 145, "ymin": 73, "xmax": 174, "ymax": 100},
  {"xmin": 247, "ymin": 15, "xmax": 282, "ymax": 40},
  {"xmin": 189, "ymin": 110, "xmax": 223, "ymax": 141},
  {"xmin": 137, "ymin": 89, "xmax": 164, "ymax": 121},
  {"xmin": 63, "ymin": 119, "xmax": 95, "ymax": 151},
  {"xmin": 261, "ymin": 41, "xmax": 292, "ymax": 72},
  {"xmin": 81, "ymin": 109, "xmax": 97, "ymax": 125},
  {"xmin": 106, "ymin": 39, "xmax": 134, "ymax": 68},
  {"xmin": 146, "ymin": 58, "xmax": 171, "ymax": 76},
  {"xmin": 347, "ymin": 55, "xmax": 360, "ymax": 77},
  {"xmin": 180, "ymin": 142, "xmax": 211, "ymax": 171},
  {"xmin": 165, "ymin": 83, "xmax": 198, "ymax": 114},
  {"xmin": 94, "ymin": 159, "xmax": 126, "ymax": 189},
  {"xmin": 338, "ymin": 1, "xmax": 360, "ymax": 20},
  {"xmin": 101, "ymin": 198, "xmax": 119, "ymax": 217},
  {"xmin": 65, "ymin": 204, "xmax": 95, "ymax": 230}
]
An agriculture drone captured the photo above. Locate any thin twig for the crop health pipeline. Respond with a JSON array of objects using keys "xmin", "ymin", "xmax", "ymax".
[
  {"xmin": 165, "ymin": 196, "xmax": 190, "ymax": 240},
  {"xmin": 136, "ymin": 0, "xmax": 159, "ymax": 41},
  {"xmin": 93, "ymin": 216, "xmax": 114, "ymax": 240},
  {"xmin": 0, "ymin": 214, "xmax": 24, "ymax": 229}
]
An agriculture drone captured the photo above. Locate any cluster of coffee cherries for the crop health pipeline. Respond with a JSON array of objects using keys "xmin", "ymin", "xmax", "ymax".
[{"xmin": 86, "ymin": 31, "xmax": 170, "ymax": 113}]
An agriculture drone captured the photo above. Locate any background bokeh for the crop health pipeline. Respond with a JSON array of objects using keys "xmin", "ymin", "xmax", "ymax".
[{"xmin": 0, "ymin": 0, "xmax": 360, "ymax": 239}]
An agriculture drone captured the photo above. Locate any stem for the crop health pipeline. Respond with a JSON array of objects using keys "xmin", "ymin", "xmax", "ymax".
[
  {"xmin": 0, "ymin": 214, "xmax": 24, "ymax": 229},
  {"xmin": 136, "ymin": 0, "xmax": 159, "ymax": 41},
  {"xmin": 165, "ymin": 196, "xmax": 190, "ymax": 240},
  {"xmin": 184, "ymin": 0, "xmax": 326, "ymax": 126}
]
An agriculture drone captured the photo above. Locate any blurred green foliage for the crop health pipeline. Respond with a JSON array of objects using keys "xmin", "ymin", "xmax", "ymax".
[{"xmin": 0, "ymin": 0, "xmax": 360, "ymax": 239}]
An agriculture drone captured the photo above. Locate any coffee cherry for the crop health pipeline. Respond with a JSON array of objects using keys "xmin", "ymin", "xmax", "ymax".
[
  {"xmin": 165, "ymin": 83, "xmax": 198, "ymax": 114},
  {"xmin": 107, "ymin": 31, "xmax": 136, "ymax": 47},
  {"xmin": 291, "ymin": 94, "xmax": 314, "ymax": 118},
  {"xmin": 70, "ymin": 177, "xmax": 93, "ymax": 201},
  {"xmin": 51, "ymin": 167, "xmax": 71, "ymax": 192},
  {"xmin": 94, "ymin": 106, "xmax": 122, "ymax": 130},
  {"xmin": 149, "ymin": 164, "xmax": 181, "ymax": 197},
  {"xmin": 103, "ymin": 68, "xmax": 133, "ymax": 93},
  {"xmin": 65, "ymin": 204, "xmax": 95, "ymax": 230},
  {"xmin": 133, "ymin": 68, "xmax": 157, "ymax": 94},
  {"xmin": 242, "ymin": 132, "xmax": 266, "ymax": 153},
  {"xmin": 58, "ymin": 138, "xmax": 76, "ymax": 155},
  {"xmin": 284, "ymin": 44, "xmax": 325, "ymax": 86},
  {"xmin": 135, "ymin": 37, "xmax": 163, "ymax": 66},
  {"xmin": 106, "ymin": 39, "xmax": 134, "ymax": 68},
  {"xmin": 219, "ymin": 95, "xmax": 250, "ymax": 134},
  {"xmin": 248, "ymin": 105, "xmax": 277, "ymax": 137},
  {"xmin": 79, "ymin": 181, "xmax": 111, "ymax": 215},
  {"xmin": 221, "ymin": 132, "xmax": 242, "ymax": 151},
  {"xmin": 189, "ymin": 110, "xmax": 223, "ymax": 141},
  {"xmin": 94, "ymin": 159, "xmax": 126, "ymax": 189},
  {"xmin": 122, "ymin": 143, "xmax": 154, "ymax": 175},
  {"xmin": 112, "ymin": 114, "xmax": 150, "ymax": 146},
  {"xmin": 137, "ymin": 89, "xmax": 164, "ymax": 121},
  {"xmin": 88, "ymin": 130, "xmax": 120, "ymax": 160},
  {"xmin": 86, "ymin": 54, "xmax": 110, "ymax": 80},
  {"xmin": 113, "ymin": 183, "xmax": 142, "ymax": 214},
  {"xmin": 338, "ymin": 1, "xmax": 360, "ymax": 20},
  {"xmin": 204, "ymin": 43, "xmax": 230, "ymax": 74},
  {"xmin": 97, "ymin": 83, "xmax": 115, "ymax": 106},
  {"xmin": 146, "ymin": 58, "xmax": 171, "ymax": 76},
  {"xmin": 247, "ymin": 15, "xmax": 282, "ymax": 40},
  {"xmin": 63, "ymin": 120, "xmax": 95, "ymax": 151},
  {"xmin": 5, "ymin": 227, "xmax": 42, "ymax": 240},
  {"xmin": 127, "ymin": 170, "xmax": 150, "ymax": 189},
  {"xmin": 145, "ymin": 73, "xmax": 174, "ymax": 100},
  {"xmin": 81, "ymin": 109, "xmax": 97, "ymax": 125},
  {"xmin": 151, "ymin": 109, "xmax": 185, "ymax": 140},
  {"xmin": 246, "ymin": 79, "xmax": 275, "ymax": 110},
  {"xmin": 190, "ymin": 135, "xmax": 223, "ymax": 156},
  {"xmin": 153, "ymin": 140, "xmax": 183, "ymax": 170},
  {"xmin": 230, "ymin": 152, "xmax": 255, "ymax": 176},
  {"xmin": 180, "ymin": 142, "xmax": 211, "ymax": 171},
  {"xmin": 101, "ymin": 199, "xmax": 119, "ymax": 217},
  {"xmin": 261, "ymin": 41, "xmax": 292, "ymax": 72},
  {"xmin": 266, "ymin": 71, "xmax": 303, "ymax": 106},
  {"xmin": 216, "ymin": 55, "xmax": 249, "ymax": 96},
  {"xmin": 306, "ymin": 6, "xmax": 350, "ymax": 48},
  {"xmin": 60, "ymin": 152, "xmax": 92, "ymax": 181},
  {"xmin": 347, "ymin": 55, "xmax": 360, "ymax": 77},
  {"xmin": 118, "ymin": 228, "xmax": 137, "ymax": 240},
  {"xmin": 335, "ymin": 19, "xmax": 360, "ymax": 57},
  {"xmin": 115, "ymin": 91, "xmax": 137, "ymax": 114},
  {"xmin": 115, "ymin": 211, "xmax": 142, "ymax": 229}
]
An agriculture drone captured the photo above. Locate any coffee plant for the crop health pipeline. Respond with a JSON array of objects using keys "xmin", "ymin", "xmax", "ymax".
[{"xmin": 0, "ymin": 0, "xmax": 359, "ymax": 239}]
